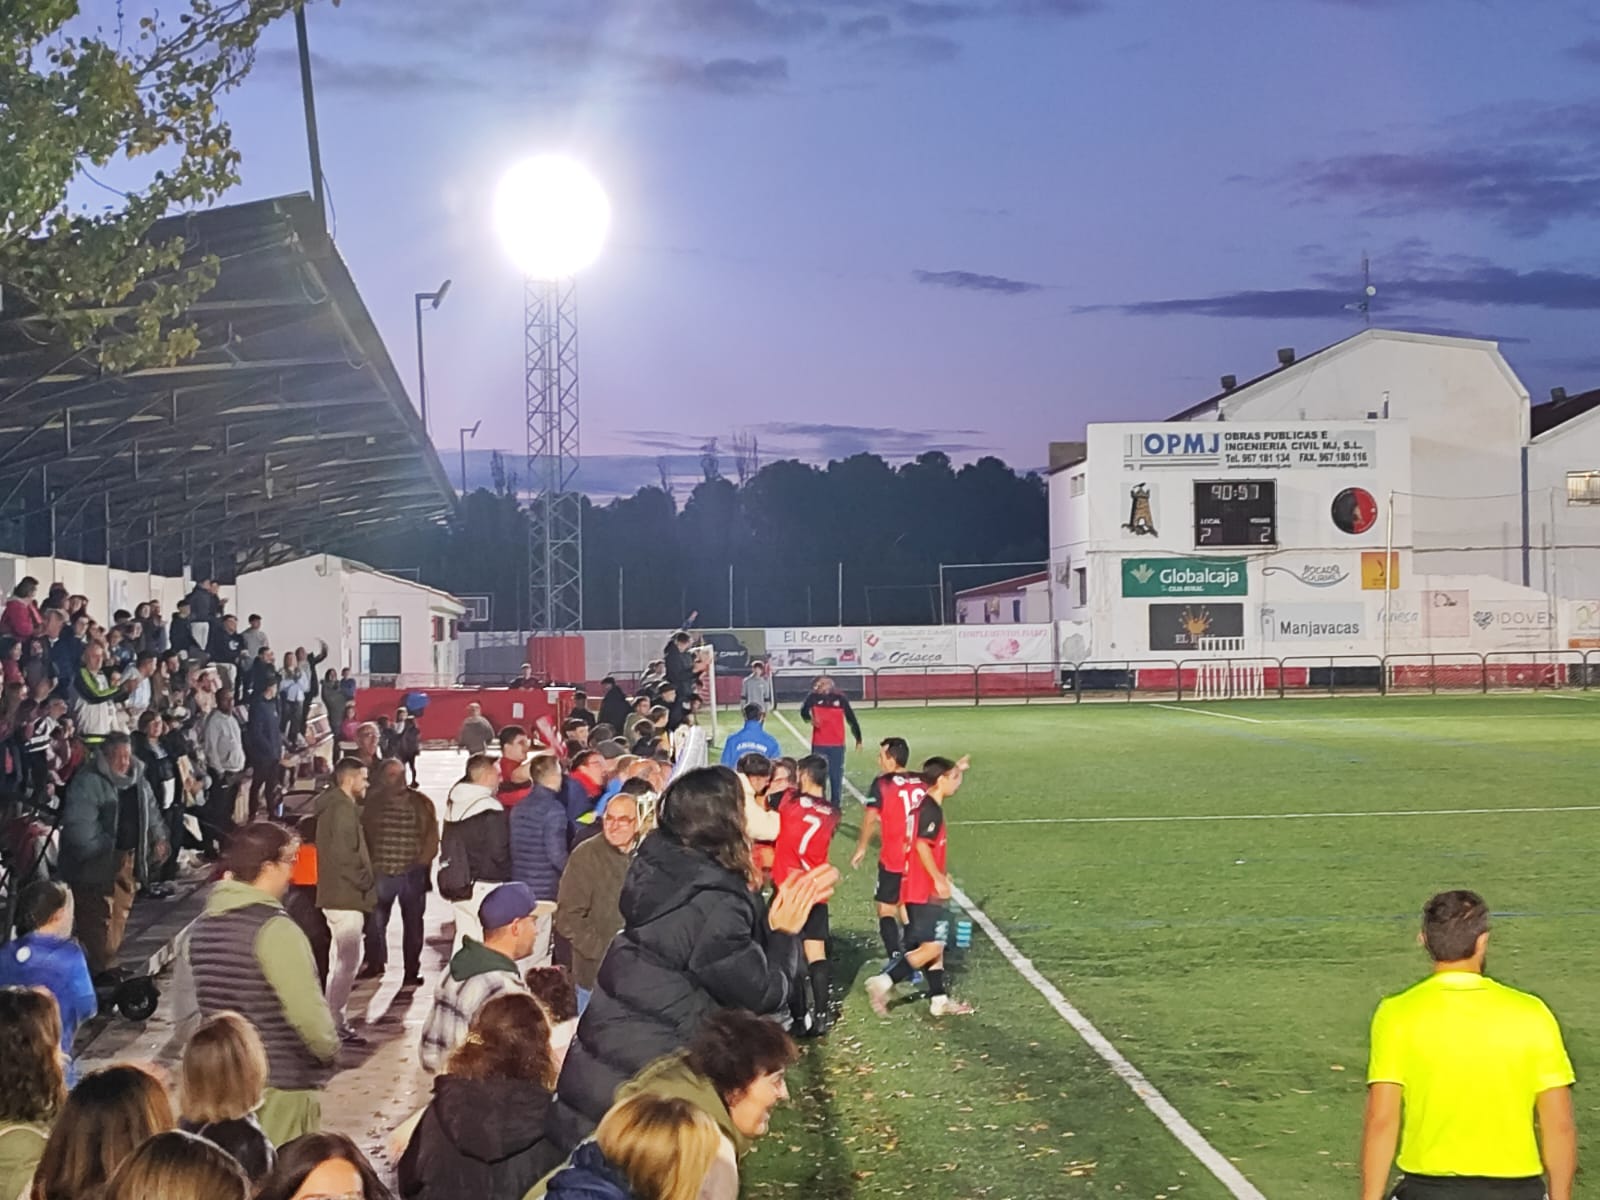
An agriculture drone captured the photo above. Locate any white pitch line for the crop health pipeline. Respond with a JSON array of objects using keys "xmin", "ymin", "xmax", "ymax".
[
  {"xmin": 1151, "ymin": 703, "xmax": 1263, "ymax": 724},
  {"xmin": 766, "ymin": 706, "xmax": 1268, "ymax": 1200},
  {"xmin": 960, "ymin": 804, "xmax": 1600, "ymax": 826}
]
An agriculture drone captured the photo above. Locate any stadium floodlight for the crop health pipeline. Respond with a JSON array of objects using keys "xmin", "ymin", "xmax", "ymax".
[
  {"xmin": 493, "ymin": 155, "xmax": 611, "ymax": 281},
  {"xmin": 497, "ymin": 154, "xmax": 611, "ymax": 634}
]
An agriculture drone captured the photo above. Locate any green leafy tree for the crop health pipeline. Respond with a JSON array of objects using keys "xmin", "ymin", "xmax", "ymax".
[{"xmin": 1, "ymin": 0, "xmax": 324, "ymax": 372}]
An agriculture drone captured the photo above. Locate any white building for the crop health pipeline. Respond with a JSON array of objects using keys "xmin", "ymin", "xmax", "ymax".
[
  {"xmin": 954, "ymin": 571, "xmax": 1051, "ymax": 625},
  {"xmin": 1048, "ymin": 329, "xmax": 1600, "ymax": 662},
  {"xmin": 234, "ymin": 554, "xmax": 464, "ymax": 684}
]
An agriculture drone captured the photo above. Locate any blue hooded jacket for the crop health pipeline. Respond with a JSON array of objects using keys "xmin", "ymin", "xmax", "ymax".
[
  {"xmin": 0, "ymin": 932, "xmax": 97, "ymax": 1078},
  {"xmin": 717, "ymin": 719, "xmax": 780, "ymax": 766},
  {"xmin": 544, "ymin": 1142, "xmax": 636, "ymax": 1200}
]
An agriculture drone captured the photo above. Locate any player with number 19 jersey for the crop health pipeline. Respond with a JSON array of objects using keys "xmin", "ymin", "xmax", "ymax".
[{"xmin": 865, "ymin": 771, "xmax": 924, "ymax": 903}]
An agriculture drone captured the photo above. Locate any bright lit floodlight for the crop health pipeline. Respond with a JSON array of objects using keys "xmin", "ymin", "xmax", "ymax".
[{"xmin": 494, "ymin": 155, "xmax": 611, "ymax": 280}]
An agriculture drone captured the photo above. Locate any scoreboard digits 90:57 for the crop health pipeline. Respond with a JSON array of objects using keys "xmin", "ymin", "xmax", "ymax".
[{"xmin": 1193, "ymin": 479, "xmax": 1276, "ymax": 547}]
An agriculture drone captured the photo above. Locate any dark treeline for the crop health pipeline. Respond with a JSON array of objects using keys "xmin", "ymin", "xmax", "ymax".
[{"xmin": 353, "ymin": 450, "xmax": 1046, "ymax": 630}]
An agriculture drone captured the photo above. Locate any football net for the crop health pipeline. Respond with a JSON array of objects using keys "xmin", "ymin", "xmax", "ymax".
[{"xmin": 693, "ymin": 644, "xmax": 721, "ymax": 743}]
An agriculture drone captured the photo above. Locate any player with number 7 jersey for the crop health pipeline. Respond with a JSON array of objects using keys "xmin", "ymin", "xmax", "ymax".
[{"xmin": 774, "ymin": 756, "xmax": 842, "ymax": 1035}]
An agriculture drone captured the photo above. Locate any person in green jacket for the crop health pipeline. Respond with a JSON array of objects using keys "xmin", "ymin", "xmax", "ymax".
[
  {"xmin": 312, "ymin": 758, "xmax": 375, "ymax": 1044},
  {"xmin": 58, "ymin": 733, "xmax": 167, "ymax": 974},
  {"xmin": 184, "ymin": 820, "xmax": 339, "ymax": 1146},
  {"xmin": 525, "ymin": 1009, "xmax": 798, "ymax": 1200}
]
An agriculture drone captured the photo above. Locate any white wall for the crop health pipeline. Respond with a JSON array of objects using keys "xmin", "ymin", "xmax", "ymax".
[
  {"xmin": 0, "ymin": 553, "xmax": 199, "ymax": 623},
  {"xmin": 234, "ymin": 555, "xmax": 463, "ymax": 681},
  {"xmin": 1529, "ymin": 410, "xmax": 1600, "ymax": 600},
  {"xmin": 234, "ymin": 556, "xmax": 345, "ymax": 665},
  {"xmin": 1200, "ymin": 331, "xmax": 1528, "ymax": 581},
  {"xmin": 1075, "ymin": 421, "xmax": 1413, "ymax": 659}
]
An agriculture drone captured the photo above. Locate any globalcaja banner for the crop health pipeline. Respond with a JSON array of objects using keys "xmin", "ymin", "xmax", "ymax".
[
  {"xmin": 1148, "ymin": 603, "xmax": 1244, "ymax": 651},
  {"xmin": 861, "ymin": 626, "xmax": 958, "ymax": 667},
  {"xmin": 955, "ymin": 624, "xmax": 1054, "ymax": 666},
  {"xmin": 764, "ymin": 627, "xmax": 863, "ymax": 669},
  {"xmin": 1261, "ymin": 602, "xmax": 1365, "ymax": 641},
  {"xmin": 1122, "ymin": 556, "xmax": 1247, "ymax": 598}
]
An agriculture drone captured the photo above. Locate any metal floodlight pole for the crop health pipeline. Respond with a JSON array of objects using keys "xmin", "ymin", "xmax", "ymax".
[
  {"xmin": 414, "ymin": 280, "xmax": 451, "ymax": 434},
  {"xmin": 458, "ymin": 420, "xmax": 480, "ymax": 495},
  {"xmin": 525, "ymin": 277, "xmax": 583, "ymax": 634},
  {"xmin": 294, "ymin": 9, "xmax": 325, "ymax": 225}
]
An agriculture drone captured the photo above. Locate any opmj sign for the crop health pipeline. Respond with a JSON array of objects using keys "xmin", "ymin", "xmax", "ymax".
[{"xmin": 1126, "ymin": 430, "xmax": 1222, "ymax": 467}]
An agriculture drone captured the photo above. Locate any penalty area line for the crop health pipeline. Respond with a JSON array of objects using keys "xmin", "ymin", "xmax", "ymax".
[
  {"xmin": 1151, "ymin": 703, "xmax": 1264, "ymax": 724},
  {"xmin": 766, "ymin": 706, "xmax": 1269, "ymax": 1200}
]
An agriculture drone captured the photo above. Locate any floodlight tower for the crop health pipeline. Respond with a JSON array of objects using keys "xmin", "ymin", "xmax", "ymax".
[{"xmin": 494, "ymin": 156, "xmax": 611, "ymax": 633}]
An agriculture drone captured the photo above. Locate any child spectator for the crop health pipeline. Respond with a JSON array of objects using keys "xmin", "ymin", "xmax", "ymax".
[
  {"xmin": 0, "ymin": 881, "xmax": 96, "ymax": 1080},
  {"xmin": 179, "ymin": 1012, "xmax": 276, "ymax": 1183}
]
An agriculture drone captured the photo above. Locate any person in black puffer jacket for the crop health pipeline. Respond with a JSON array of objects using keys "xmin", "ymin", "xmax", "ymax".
[
  {"xmin": 398, "ymin": 991, "xmax": 561, "ymax": 1199},
  {"xmin": 544, "ymin": 766, "xmax": 837, "ymax": 1157}
]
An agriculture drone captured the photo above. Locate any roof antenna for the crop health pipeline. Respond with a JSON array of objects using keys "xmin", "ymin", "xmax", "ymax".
[{"xmin": 1345, "ymin": 253, "xmax": 1376, "ymax": 327}]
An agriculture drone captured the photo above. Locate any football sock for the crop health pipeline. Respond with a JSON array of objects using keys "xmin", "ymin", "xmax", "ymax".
[
  {"xmin": 808, "ymin": 960, "xmax": 833, "ymax": 1027},
  {"xmin": 789, "ymin": 971, "xmax": 810, "ymax": 1025},
  {"xmin": 878, "ymin": 916, "xmax": 901, "ymax": 959},
  {"xmin": 926, "ymin": 968, "xmax": 947, "ymax": 998},
  {"xmin": 886, "ymin": 954, "xmax": 915, "ymax": 984}
]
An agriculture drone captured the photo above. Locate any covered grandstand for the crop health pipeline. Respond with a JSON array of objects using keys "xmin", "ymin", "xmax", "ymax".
[{"xmin": 0, "ymin": 193, "xmax": 454, "ymax": 577}]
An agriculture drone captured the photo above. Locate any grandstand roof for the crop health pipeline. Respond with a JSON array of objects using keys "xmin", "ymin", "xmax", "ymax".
[{"xmin": 0, "ymin": 193, "xmax": 455, "ymax": 574}]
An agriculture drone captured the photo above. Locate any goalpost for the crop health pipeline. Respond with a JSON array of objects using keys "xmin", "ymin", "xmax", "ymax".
[{"xmin": 693, "ymin": 643, "xmax": 721, "ymax": 744}]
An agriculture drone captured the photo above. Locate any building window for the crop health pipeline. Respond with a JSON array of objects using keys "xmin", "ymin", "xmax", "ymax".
[
  {"xmin": 1011, "ymin": 598, "xmax": 1022, "ymax": 622},
  {"xmin": 1074, "ymin": 567, "xmax": 1087, "ymax": 608},
  {"xmin": 1069, "ymin": 474, "xmax": 1086, "ymax": 497},
  {"xmin": 432, "ymin": 616, "xmax": 445, "ymax": 642},
  {"xmin": 359, "ymin": 616, "xmax": 401, "ymax": 677},
  {"xmin": 1568, "ymin": 471, "xmax": 1600, "ymax": 505}
]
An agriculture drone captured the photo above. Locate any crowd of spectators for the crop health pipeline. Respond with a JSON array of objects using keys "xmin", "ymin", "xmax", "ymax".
[
  {"xmin": 0, "ymin": 620, "xmax": 837, "ymax": 1200},
  {"xmin": 0, "ymin": 574, "xmax": 352, "ymax": 985}
]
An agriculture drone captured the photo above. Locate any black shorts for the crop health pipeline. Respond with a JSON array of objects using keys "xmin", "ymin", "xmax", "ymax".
[
  {"xmin": 903, "ymin": 901, "xmax": 945, "ymax": 950},
  {"xmin": 1392, "ymin": 1177, "xmax": 1545, "ymax": 1200},
  {"xmin": 801, "ymin": 902, "xmax": 830, "ymax": 943},
  {"xmin": 874, "ymin": 866, "xmax": 903, "ymax": 906}
]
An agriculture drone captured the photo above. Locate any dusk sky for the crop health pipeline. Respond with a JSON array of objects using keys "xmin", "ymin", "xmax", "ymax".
[{"xmin": 120, "ymin": 0, "xmax": 1600, "ymax": 495}]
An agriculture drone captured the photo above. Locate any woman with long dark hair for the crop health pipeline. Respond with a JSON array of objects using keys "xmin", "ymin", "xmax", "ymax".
[
  {"xmin": 254, "ymin": 1132, "xmax": 392, "ymax": 1200},
  {"xmin": 545, "ymin": 765, "xmax": 835, "ymax": 1156},
  {"xmin": 29, "ymin": 1063, "xmax": 174, "ymax": 1200},
  {"xmin": 398, "ymin": 991, "xmax": 560, "ymax": 1198}
]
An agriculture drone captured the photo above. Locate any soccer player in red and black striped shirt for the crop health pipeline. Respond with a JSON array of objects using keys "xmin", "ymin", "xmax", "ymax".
[
  {"xmin": 799, "ymin": 676, "xmax": 862, "ymax": 809},
  {"xmin": 864, "ymin": 755, "xmax": 974, "ymax": 1017},
  {"xmin": 850, "ymin": 737, "xmax": 923, "ymax": 961},
  {"xmin": 773, "ymin": 755, "xmax": 841, "ymax": 1035}
]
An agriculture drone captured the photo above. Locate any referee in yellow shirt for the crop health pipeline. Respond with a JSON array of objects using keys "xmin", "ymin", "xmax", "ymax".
[{"xmin": 1361, "ymin": 890, "xmax": 1577, "ymax": 1200}]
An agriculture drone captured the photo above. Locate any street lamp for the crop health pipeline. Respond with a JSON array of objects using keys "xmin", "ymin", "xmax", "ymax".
[
  {"xmin": 458, "ymin": 419, "xmax": 481, "ymax": 495},
  {"xmin": 493, "ymin": 155, "xmax": 610, "ymax": 634},
  {"xmin": 413, "ymin": 278, "xmax": 451, "ymax": 433}
]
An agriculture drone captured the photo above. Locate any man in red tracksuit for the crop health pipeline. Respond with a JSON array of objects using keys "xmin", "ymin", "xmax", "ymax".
[{"xmin": 798, "ymin": 675, "xmax": 862, "ymax": 810}]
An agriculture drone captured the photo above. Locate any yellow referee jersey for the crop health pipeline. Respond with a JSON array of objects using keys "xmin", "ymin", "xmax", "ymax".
[{"xmin": 1367, "ymin": 971, "xmax": 1575, "ymax": 1178}]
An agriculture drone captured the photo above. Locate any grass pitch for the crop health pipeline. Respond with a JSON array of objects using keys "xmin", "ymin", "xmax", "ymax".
[{"xmin": 743, "ymin": 693, "xmax": 1600, "ymax": 1199}]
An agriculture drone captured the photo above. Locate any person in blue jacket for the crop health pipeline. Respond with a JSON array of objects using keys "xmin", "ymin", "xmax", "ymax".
[
  {"xmin": 717, "ymin": 705, "xmax": 780, "ymax": 767},
  {"xmin": 0, "ymin": 879, "xmax": 97, "ymax": 1081}
]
